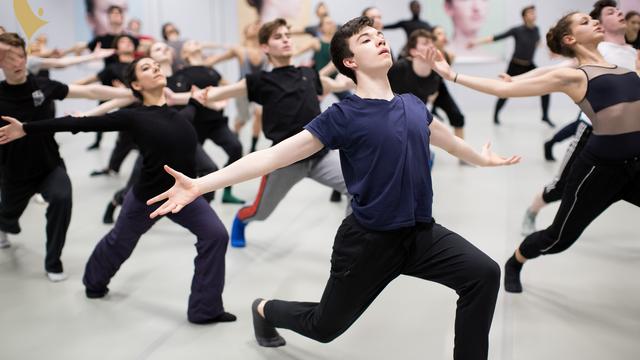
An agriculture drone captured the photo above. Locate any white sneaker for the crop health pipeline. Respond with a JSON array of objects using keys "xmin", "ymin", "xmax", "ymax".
[
  {"xmin": 33, "ymin": 193, "xmax": 48, "ymax": 205},
  {"xmin": 0, "ymin": 231, "xmax": 10, "ymax": 249},
  {"xmin": 46, "ymin": 272, "xmax": 68, "ymax": 282},
  {"xmin": 521, "ymin": 209, "xmax": 537, "ymax": 236}
]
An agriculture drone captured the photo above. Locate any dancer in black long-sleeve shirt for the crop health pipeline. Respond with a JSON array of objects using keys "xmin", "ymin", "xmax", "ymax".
[
  {"xmin": 469, "ymin": 5, "xmax": 554, "ymax": 126},
  {"xmin": 0, "ymin": 57, "xmax": 235, "ymax": 324}
]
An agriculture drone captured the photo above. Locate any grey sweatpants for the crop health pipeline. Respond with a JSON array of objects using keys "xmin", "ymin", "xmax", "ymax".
[{"xmin": 237, "ymin": 150, "xmax": 350, "ymax": 222}]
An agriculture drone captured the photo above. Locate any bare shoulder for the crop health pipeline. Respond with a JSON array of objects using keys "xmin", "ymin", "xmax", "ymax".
[{"xmin": 550, "ymin": 67, "xmax": 585, "ymax": 85}]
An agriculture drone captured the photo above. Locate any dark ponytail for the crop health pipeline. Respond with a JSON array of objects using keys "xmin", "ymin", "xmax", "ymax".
[
  {"xmin": 546, "ymin": 12, "xmax": 578, "ymax": 58},
  {"xmin": 125, "ymin": 57, "xmax": 147, "ymax": 100}
]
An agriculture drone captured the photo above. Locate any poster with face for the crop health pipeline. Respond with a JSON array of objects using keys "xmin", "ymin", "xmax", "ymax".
[
  {"xmin": 424, "ymin": 0, "xmax": 506, "ymax": 63},
  {"xmin": 237, "ymin": 0, "xmax": 312, "ymax": 37},
  {"xmin": 74, "ymin": 0, "xmax": 144, "ymax": 41},
  {"xmin": 236, "ymin": 0, "xmax": 312, "ymax": 60}
]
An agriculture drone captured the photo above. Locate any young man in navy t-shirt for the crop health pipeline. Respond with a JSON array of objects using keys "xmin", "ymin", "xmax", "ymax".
[{"xmin": 147, "ymin": 17, "xmax": 520, "ymax": 360}]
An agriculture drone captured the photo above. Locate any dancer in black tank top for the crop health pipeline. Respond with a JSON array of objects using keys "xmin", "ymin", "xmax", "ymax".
[{"xmin": 425, "ymin": 11, "xmax": 640, "ymax": 293}]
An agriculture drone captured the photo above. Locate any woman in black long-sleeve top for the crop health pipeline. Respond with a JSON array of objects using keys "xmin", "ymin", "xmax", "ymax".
[{"xmin": 0, "ymin": 57, "xmax": 235, "ymax": 324}]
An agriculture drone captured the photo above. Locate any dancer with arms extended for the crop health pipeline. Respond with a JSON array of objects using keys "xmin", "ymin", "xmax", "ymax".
[
  {"xmin": 0, "ymin": 57, "xmax": 235, "ymax": 324},
  {"xmin": 424, "ymin": 11, "xmax": 640, "ymax": 293},
  {"xmin": 145, "ymin": 16, "xmax": 519, "ymax": 360}
]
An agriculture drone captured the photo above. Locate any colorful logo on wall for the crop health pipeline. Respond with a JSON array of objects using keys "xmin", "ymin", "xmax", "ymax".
[{"xmin": 13, "ymin": 0, "xmax": 48, "ymax": 45}]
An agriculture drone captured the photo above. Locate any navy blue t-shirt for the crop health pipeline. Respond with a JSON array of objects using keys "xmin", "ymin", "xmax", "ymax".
[{"xmin": 305, "ymin": 93, "xmax": 433, "ymax": 231}]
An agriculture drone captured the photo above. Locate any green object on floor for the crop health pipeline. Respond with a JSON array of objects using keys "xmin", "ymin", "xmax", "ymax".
[{"xmin": 222, "ymin": 187, "xmax": 245, "ymax": 204}]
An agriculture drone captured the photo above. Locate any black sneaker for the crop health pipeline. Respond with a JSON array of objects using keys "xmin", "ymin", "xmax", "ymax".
[{"xmin": 252, "ymin": 299, "xmax": 286, "ymax": 347}]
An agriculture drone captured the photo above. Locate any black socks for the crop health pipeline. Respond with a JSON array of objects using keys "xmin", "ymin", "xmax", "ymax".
[
  {"xmin": 504, "ymin": 254, "xmax": 524, "ymax": 293},
  {"xmin": 252, "ymin": 298, "xmax": 286, "ymax": 347}
]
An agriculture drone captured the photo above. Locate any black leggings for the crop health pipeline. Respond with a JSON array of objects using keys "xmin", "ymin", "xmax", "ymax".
[
  {"xmin": 108, "ymin": 131, "xmax": 137, "ymax": 173},
  {"xmin": 195, "ymin": 119, "xmax": 242, "ymax": 166},
  {"xmin": 433, "ymin": 81, "xmax": 465, "ymax": 128},
  {"xmin": 265, "ymin": 215, "xmax": 500, "ymax": 360},
  {"xmin": 495, "ymin": 61, "xmax": 550, "ymax": 119},
  {"xmin": 521, "ymin": 152, "xmax": 640, "ymax": 259}
]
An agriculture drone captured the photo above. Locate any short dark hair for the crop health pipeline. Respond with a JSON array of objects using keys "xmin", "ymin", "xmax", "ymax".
[
  {"xmin": 546, "ymin": 12, "xmax": 579, "ymax": 58},
  {"xmin": 362, "ymin": 7, "xmax": 375, "ymax": 17},
  {"xmin": 0, "ymin": 32, "xmax": 26, "ymax": 53},
  {"xmin": 246, "ymin": 0, "xmax": 263, "ymax": 14},
  {"xmin": 589, "ymin": 0, "xmax": 617, "ymax": 21},
  {"xmin": 125, "ymin": 57, "xmax": 146, "ymax": 100},
  {"xmin": 626, "ymin": 10, "xmax": 640, "ymax": 20},
  {"xmin": 330, "ymin": 16, "xmax": 373, "ymax": 83},
  {"xmin": 258, "ymin": 18, "xmax": 289, "ymax": 45},
  {"xmin": 521, "ymin": 5, "xmax": 535, "ymax": 18},
  {"xmin": 107, "ymin": 5, "xmax": 123, "ymax": 15},
  {"xmin": 111, "ymin": 34, "xmax": 135, "ymax": 50},
  {"xmin": 85, "ymin": 0, "xmax": 94, "ymax": 15},
  {"xmin": 407, "ymin": 29, "xmax": 434, "ymax": 50},
  {"xmin": 161, "ymin": 23, "xmax": 177, "ymax": 41}
]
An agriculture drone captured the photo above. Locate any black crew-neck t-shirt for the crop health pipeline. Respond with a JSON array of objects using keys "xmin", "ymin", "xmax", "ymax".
[
  {"xmin": 88, "ymin": 34, "xmax": 139, "ymax": 65},
  {"xmin": 97, "ymin": 61, "xmax": 130, "ymax": 86},
  {"xmin": 0, "ymin": 75, "xmax": 69, "ymax": 180},
  {"xmin": 493, "ymin": 25, "xmax": 540, "ymax": 62},
  {"xmin": 174, "ymin": 66, "xmax": 225, "ymax": 124},
  {"xmin": 246, "ymin": 65, "xmax": 323, "ymax": 145},
  {"xmin": 388, "ymin": 59, "xmax": 441, "ymax": 104},
  {"xmin": 23, "ymin": 102, "xmax": 200, "ymax": 200}
]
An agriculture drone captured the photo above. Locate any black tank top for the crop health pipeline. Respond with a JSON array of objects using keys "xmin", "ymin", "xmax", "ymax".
[{"xmin": 577, "ymin": 65, "xmax": 640, "ymax": 161}]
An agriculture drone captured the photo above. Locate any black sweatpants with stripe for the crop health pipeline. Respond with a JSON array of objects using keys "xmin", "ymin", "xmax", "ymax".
[
  {"xmin": 542, "ymin": 121, "xmax": 592, "ymax": 203},
  {"xmin": 520, "ymin": 152, "xmax": 640, "ymax": 259},
  {"xmin": 265, "ymin": 215, "xmax": 500, "ymax": 360}
]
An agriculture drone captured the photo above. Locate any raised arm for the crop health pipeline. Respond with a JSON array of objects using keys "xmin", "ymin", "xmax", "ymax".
[
  {"xmin": 204, "ymin": 47, "xmax": 239, "ymax": 67},
  {"xmin": 147, "ymin": 129, "xmax": 324, "ymax": 218},
  {"xmin": 38, "ymin": 45, "xmax": 115, "ymax": 70},
  {"xmin": 467, "ymin": 35, "xmax": 495, "ymax": 49},
  {"xmin": 66, "ymin": 84, "xmax": 133, "ymax": 100},
  {"xmin": 205, "ymin": 79, "xmax": 248, "ymax": 104},
  {"xmin": 294, "ymin": 38, "xmax": 320, "ymax": 57},
  {"xmin": 165, "ymin": 81, "xmax": 242, "ymax": 109},
  {"xmin": 429, "ymin": 118, "xmax": 520, "ymax": 166},
  {"xmin": 423, "ymin": 47, "xmax": 585, "ymax": 101},
  {"xmin": 320, "ymin": 74, "xmax": 355, "ymax": 95},
  {"xmin": 506, "ymin": 58, "xmax": 577, "ymax": 82},
  {"xmin": 319, "ymin": 61, "xmax": 337, "ymax": 77},
  {"xmin": 78, "ymin": 96, "xmax": 137, "ymax": 117},
  {"xmin": 0, "ymin": 109, "xmax": 131, "ymax": 144}
]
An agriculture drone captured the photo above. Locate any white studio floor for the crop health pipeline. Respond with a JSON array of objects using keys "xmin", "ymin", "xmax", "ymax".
[{"xmin": 0, "ymin": 102, "xmax": 638, "ymax": 360}]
